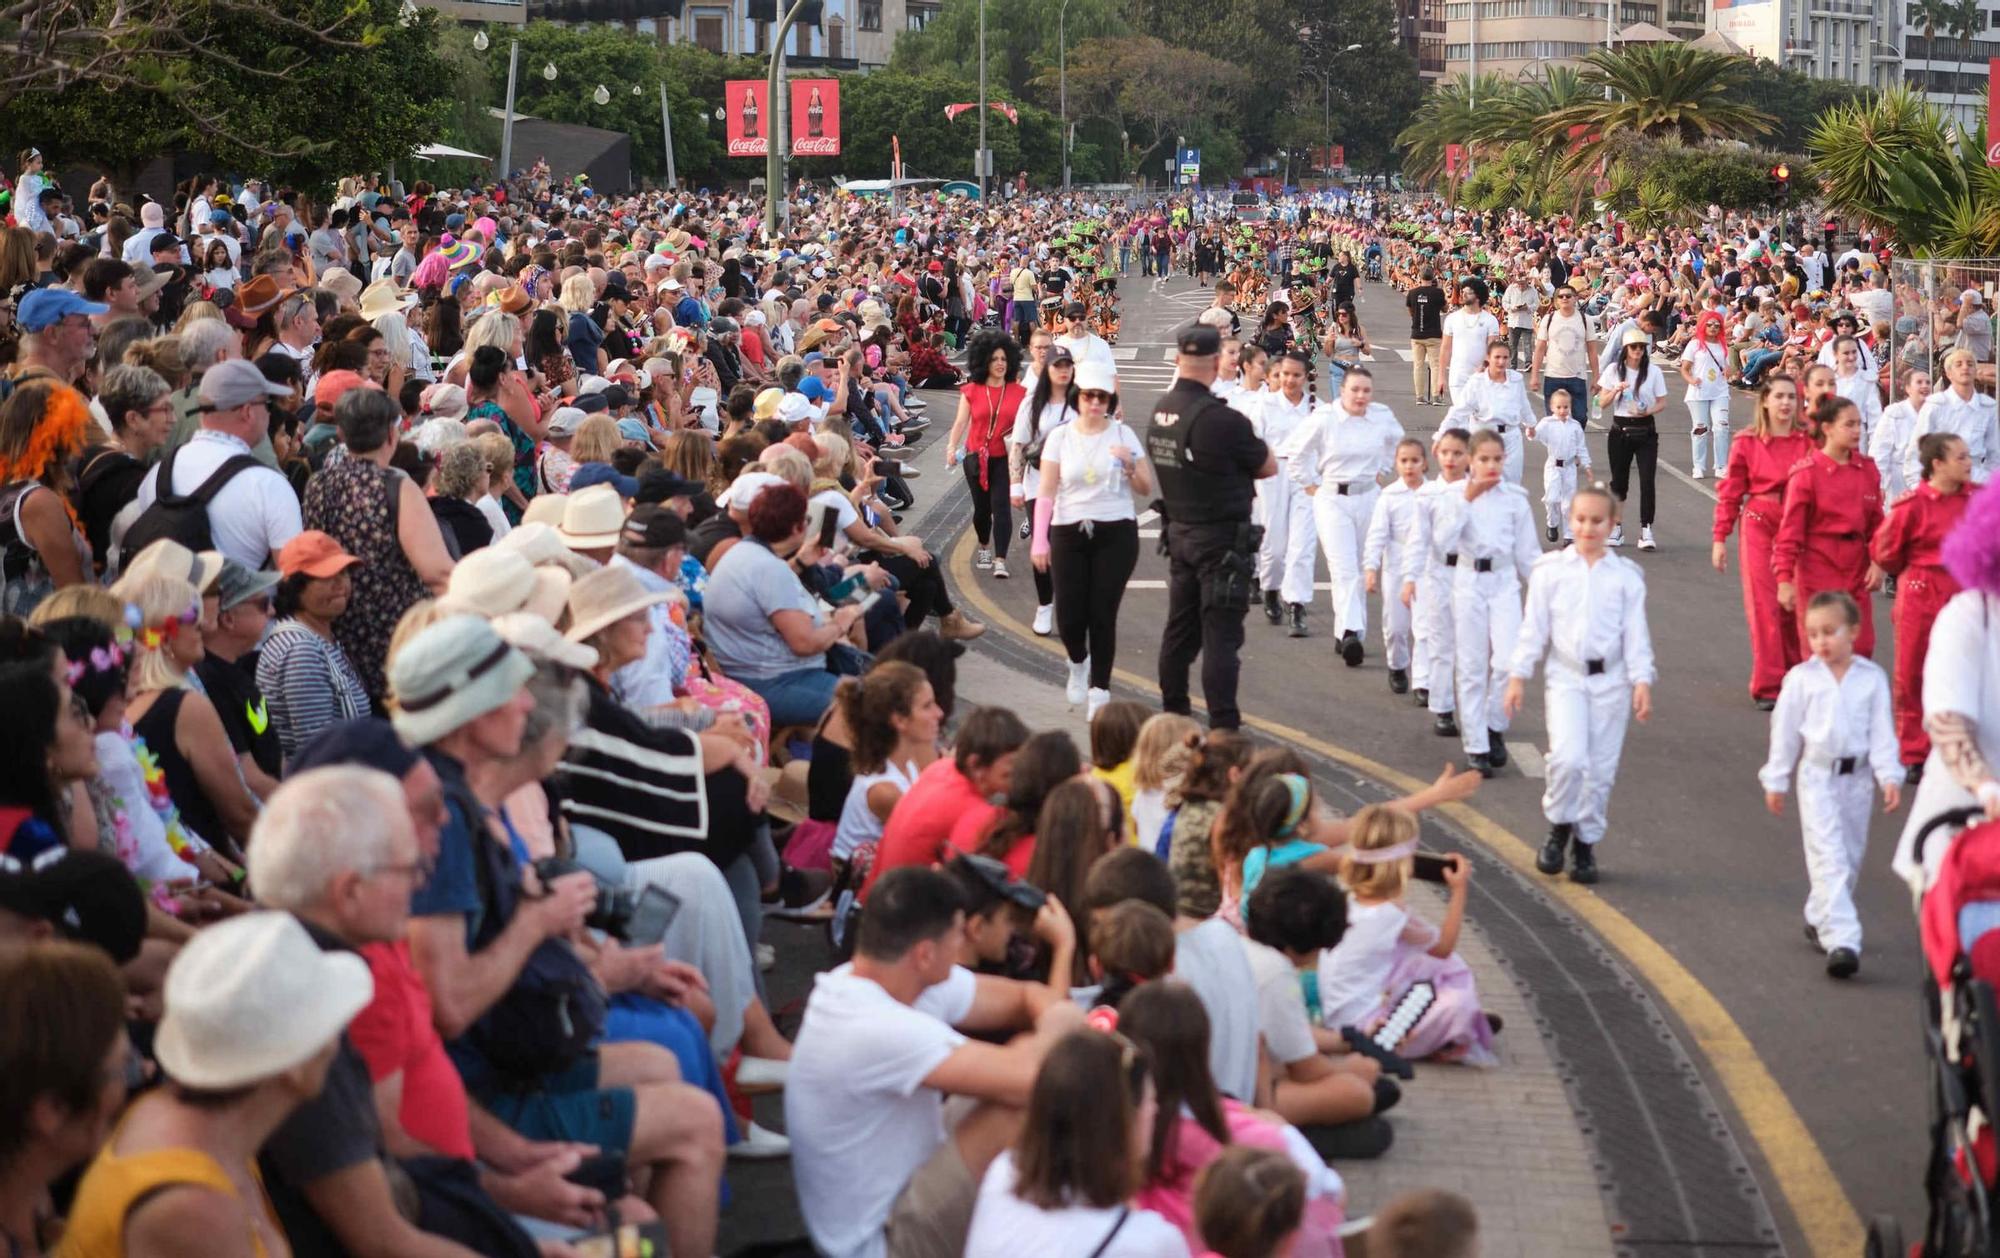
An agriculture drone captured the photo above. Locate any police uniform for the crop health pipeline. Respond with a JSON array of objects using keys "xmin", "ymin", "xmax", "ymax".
[{"xmin": 1148, "ymin": 324, "xmax": 1272, "ymax": 731}]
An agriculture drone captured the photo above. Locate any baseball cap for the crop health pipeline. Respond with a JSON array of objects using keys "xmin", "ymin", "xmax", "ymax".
[
  {"xmin": 16, "ymin": 288, "xmax": 108, "ymax": 332},
  {"xmin": 635, "ymin": 469, "xmax": 703, "ymax": 504},
  {"xmin": 200, "ymin": 358, "xmax": 292, "ymax": 411},
  {"xmin": 277, "ymin": 530, "xmax": 361, "ymax": 579},
  {"xmin": 568, "ymin": 462, "xmax": 640, "ymax": 499},
  {"xmin": 620, "ymin": 503, "xmax": 689, "ymax": 549},
  {"xmin": 949, "ymin": 852, "xmax": 1046, "ymax": 911},
  {"xmin": 798, "ymin": 377, "xmax": 835, "ymax": 404},
  {"xmin": 1176, "ymin": 324, "xmax": 1221, "ymax": 356},
  {"xmin": 0, "ymin": 848, "xmax": 149, "ymax": 964}
]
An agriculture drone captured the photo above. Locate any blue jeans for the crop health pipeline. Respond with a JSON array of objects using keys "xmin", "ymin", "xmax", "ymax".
[
  {"xmin": 1741, "ymin": 347, "xmax": 1782, "ymax": 385},
  {"xmin": 741, "ymin": 665, "xmax": 840, "ymax": 729},
  {"xmin": 1542, "ymin": 376, "xmax": 1587, "ymax": 419}
]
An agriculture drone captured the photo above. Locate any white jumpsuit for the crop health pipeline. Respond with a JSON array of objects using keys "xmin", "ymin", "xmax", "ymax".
[
  {"xmin": 1443, "ymin": 369, "xmax": 1536, "ymax": 485},
  {"xmin": 1508, "ymin": 548, "xmax": 1656, "ymax": 847},
  {"xmin": 1363, "ymin": 479, "xmax": 1423, "ymax": 672},
  {"xmin": 1249, "ymin": 390, "xmax": 1321, "ymax": 608},
  {"xmin": 1758, "ymin": 654, "xmax": 1900, "ymax": 954},
  {"xmin": 1430, "ymin": 481, "xmax": 1542, "ymax": 755},
  {"xmin": 1279, "ymin": 400, "xmax": 1405, "ymax": 641},
  {"xmin": 1407, "ymin": 476, "xmax": 1464, "ymax": 714},
  {"xmin": 1907, "ymin": 387, "xmax": 2000, "ymax": 486},
  {"xmin": 1531, "ymin": 416, "xmax": 1592, "ymax": 537},
  {"xmin": 1832, "ymin": 368, "xmax": 1883, "ymax": 456},
  {"xmin": 1872, "ymin": 399, "xmax": 1918, "ymax": 501}
]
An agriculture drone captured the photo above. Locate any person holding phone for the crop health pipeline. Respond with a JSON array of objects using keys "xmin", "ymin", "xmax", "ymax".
[{"xmin": 1503, "ymin": 484, "xmax": 1657, "ymax": 886}]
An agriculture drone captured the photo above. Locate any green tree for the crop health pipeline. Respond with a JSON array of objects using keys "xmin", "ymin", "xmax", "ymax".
[
  {"xmin": 889, "ymin": 0, "xmax": 1125, "ymax": 106},
  {"xmin": 1395, "ymin": 73, "xmax": 1511, "ymax": 183},
  {"xmin": 1059, "ymin": 35, "xmax": 1246, "ymax": 182},
  {"xmin": 1730, "ymin": 59, "xmax": 1870, "ymax": 150},
  {"xmin": 1537, "ymin": 43, "xmax": 1774, "ymax": 173},
  {"xmin": 1808, "ymin": 84, "xmax": 2000, "ymax": 256}
]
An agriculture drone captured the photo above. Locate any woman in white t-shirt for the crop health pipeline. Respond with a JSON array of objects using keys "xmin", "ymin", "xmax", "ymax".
[
  {"xmin": 1010, "ymin": 348, "xmax": 1081, "ymax": 636},
  {"xmin": 832, "ymin": 661, "xmax": 943, "ymax": 863},
  {"xmin": 1030, "ymin": 360, "xmax": 1154, "ymax": 720},
  {"xmin": 964, "ymin": 1029, "xmax": 1190, "ymax": 1258},
  {"xmin": 1677, "ymin": 309, "xmax": 1732, "ymax": 480},
  {"xmin": 1595, "ymin": 328, "xmax": 1668, "ymax": 550}
]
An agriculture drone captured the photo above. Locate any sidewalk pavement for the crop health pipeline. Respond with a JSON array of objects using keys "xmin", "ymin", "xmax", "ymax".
[{"xmin": 953, "ymin": 648, "xmax": 1615, "ymax": 1258}]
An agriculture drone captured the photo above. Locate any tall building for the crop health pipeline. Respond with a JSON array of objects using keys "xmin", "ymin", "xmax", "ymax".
[
  {"xmin": 1399, "ymin": 0, "xmax": 1447, "ymax": 82},
  {"xmin": 514, "ymin": 0, "xmax": 927, "ymax": 70},
  {"xmin": 1442, "ymin": 1, "xmax": 1708, "ymax": 81},
  {"xmin": 1708, "ymin": 0, "xmax": 1892, "ymax": 90},
  {"xmin": 1887, "ymin": 0, "xmax": 2000, "ymax": 132}
]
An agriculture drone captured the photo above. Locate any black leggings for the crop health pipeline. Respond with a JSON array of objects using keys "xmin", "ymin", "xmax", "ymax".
[
  {"xmin": 1050, "ymin": 518, "xmax": 1140, "ymax": 688},
  {"xmin": 871, "ymin": 549, "xmax": 955, "ymax": 628},
  {"xmin": 1607, "ymin": 423, "xmax": 1658, "ymax": 527},
  {"xmin": 962, "ymin": 456, "xmax": 1013, "ymax": 556}
]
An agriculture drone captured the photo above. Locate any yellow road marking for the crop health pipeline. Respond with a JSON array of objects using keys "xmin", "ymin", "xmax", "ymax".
[{"xmin": 948, "ymin": 534, "xmax": 1861, "ymax": 1258}]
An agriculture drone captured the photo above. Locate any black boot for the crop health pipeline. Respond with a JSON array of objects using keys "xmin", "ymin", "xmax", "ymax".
[
  {"xmin": 1340, "ymin": 630, "xmax": 1364, "ymax": 667},
  {"xmin": 1486, "ymin": 730, "xmax": 1509, "ymax": 769},
  {"xmin": 1263, "ymin": 589, "xmax": 1283, "ymax": 625},
  {"xmin": 1568, "ymin": 836, "xmax": 1598, "ymax": 884},
  {"xmin": 1536, "ymin": 823, "xmax": 1572, "ymax": 875},
  {"xmin": 1288, "ymin": 603, "xmax": 1309, "ymax": 638},
  {"xmin": 1412, "ymin": 687, "xmax": 1429, "ymax": 706},
  {"xmin": 1433, "ymin": 712, "xmax": 1458, "ymax": 737},
  {"xmin": 1468, "ymin": 752, "xmax": 1495, "ymax": 779},
  {"xmin": 1388, "ymin": 667, "xmax": 1409, "ymax": 694},
  {"xmin": 1826, "ymin": 947, "xmax": 1859, "ymax": 979},
  {"xmin": 1905, "ymin": 762, "xmax": 1924, "ymax": 786}
]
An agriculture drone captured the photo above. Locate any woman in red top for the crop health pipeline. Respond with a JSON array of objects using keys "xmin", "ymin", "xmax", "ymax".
[
  {"xmin": 945, "ymin": 329, "xmax": 1026, "ymax": 577},
  {"xmin": 1871, "ymin": 432, "xmax": 1976, "ymax": 778},
  {"xmin": 1774, "ymin": 394, "xmax": 1887, "ymax": 657},
  {"xmin": 1712, "ymin": 376, "xmax": 1816, "ymax": 708}
]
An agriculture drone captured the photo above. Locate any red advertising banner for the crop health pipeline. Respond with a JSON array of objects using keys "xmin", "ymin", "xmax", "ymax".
[
  {"xmin": 1989, "ymin": 60, "xmax": 2000, "ymax": 166},
  {"xmin": 724, "ymin": 80, "xmax": 769, "ymax": 158},
  {"xmin": 790, "ymin": 78, "xmax": 841, "ymax": 157},
  {"xmin": 1444, "ymin": 143, "xmax": 1465, "ymax": 176}
]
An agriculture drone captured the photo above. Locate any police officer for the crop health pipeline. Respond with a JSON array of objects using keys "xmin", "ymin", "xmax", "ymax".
[{"xmin": 1147, "ymin": 323, "xmax": 1277, "ymax": 730}]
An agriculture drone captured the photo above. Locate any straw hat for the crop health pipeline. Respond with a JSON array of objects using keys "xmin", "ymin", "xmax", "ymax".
[
  {"xmin": 120, "ymin": 538, "xmax": 222, "ymax": 595},
  {"xmin": 564, "ymin": 564, "xmax": 670, "ymax": 643},
  {"xmin": 753, "ymin": 386, "xmax": 786, "ymax": 421},
  {"xmin": 358, "ymin": 278, "xmax": 419, "ymax": 321},
  {"xmin": 521, "ymin": 493, "xmax": 570, "ymax": 529},
  {"xmin": 438, "ymin": 547, "xmax": 572, "ymax": 624},
  {"xmin": 491, "ymin": 610, "xmax": 599, "ymax": 670},
  {"xmin": 494, "ymin": 521, "xmax": 599, "ymax": 579},
  {"xmin": 556, "ymin": 484, "xmax": 627, "ymax": 551},
  {"xmin": 153, "ymin": 912, "xmax": 373, "ymax": 1090}
]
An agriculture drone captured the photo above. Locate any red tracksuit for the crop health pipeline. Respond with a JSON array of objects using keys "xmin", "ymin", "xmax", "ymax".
[
  {"xmin": 1773, "ymin": 448, "xmax": 1885, "ymax": 658},
  {"xmin": 1871, "ymin": 482, "xmax": 1972, "ymax": 767},
  {"xmin": 1714, "ymin": 430, "xmax": 1816, "ymax": 700}
]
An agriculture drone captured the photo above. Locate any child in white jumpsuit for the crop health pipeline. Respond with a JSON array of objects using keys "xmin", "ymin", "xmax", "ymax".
[
  {"xmin": 1364, "ymin": 438, "xmax": 1430, "ymax": 696},
  {"xmin": 1252, "ymin": 351, "xmax": 1322, "ymax": 635},
  {"xmin": 1875, "ymin": 368, "xmax": 1930, "ymax": 501},
  {"xmin": 1759, "ymin": 590, "xmax": 1903, "ymax": 979},
  {"xmin": 1278, "ymin": 366, "xmax": 1404, "ymax": 666},
  {"xmin": 1409, "ymin": 428, "xmax": 1472, "ymax": 735},
  {"xmin": 1442, "ymin": 341, "xmax": 1536, "ymax": 486},
  {"xmin": 1430, "ymin": 429, "xmax": 1542, "ymax": 776},
  {"xmin": 1532, "ymin": 388, "xmax": 1591, "ymax": 543},
  {"xmin": 1504, "ymin": 485, "xmax": 1656, "ymax": 885}
]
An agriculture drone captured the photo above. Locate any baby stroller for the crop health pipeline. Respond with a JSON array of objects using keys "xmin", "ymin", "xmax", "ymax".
[{"xmin": 1870, "ymin": 807, "xmax": 2000, "ymax": 1258}]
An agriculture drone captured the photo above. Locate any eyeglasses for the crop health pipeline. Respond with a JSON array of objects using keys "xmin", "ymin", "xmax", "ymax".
[{"xmin": 1080, "ymin": 389, "xmax": 1113, "ymax": 403}]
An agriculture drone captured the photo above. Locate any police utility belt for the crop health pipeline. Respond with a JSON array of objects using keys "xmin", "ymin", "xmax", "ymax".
[
  {"xmin": 1441, "ymin": 553, "xmax": 1495, "ymax": 573},
  {"xmin": 1803, "ymin": 749, "xmax": 1867, "ymax": 776},
  {"xmin": 1549, "ymin": 644, "xmax": 1619, "ymax": 677}
]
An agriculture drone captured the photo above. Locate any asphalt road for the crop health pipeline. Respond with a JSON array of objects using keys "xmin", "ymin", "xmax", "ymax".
[{"xmin": 943, "ymin": 271, "xmax": 1932, "ymax": 1250}]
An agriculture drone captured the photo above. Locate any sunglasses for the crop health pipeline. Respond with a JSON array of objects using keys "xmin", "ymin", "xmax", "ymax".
[{"xmin": 1080, "ymin": 389, "xmax": 1114, "ymax": 403}]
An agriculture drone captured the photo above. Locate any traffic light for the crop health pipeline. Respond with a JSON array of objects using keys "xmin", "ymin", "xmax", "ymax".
[{"xmin": 1770, "ymin": 162, "xmax": 1791, "ymax": 202}]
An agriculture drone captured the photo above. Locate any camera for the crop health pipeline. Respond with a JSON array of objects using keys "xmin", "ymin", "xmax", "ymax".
[{"xmin": 531, "ymin": 857, "xmax": 636, "ymax": 941}]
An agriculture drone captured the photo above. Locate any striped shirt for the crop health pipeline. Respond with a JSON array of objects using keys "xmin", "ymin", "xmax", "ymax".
[{"xmin": 255, "ymin": 620, "xmax": 371, "ymax": 768}]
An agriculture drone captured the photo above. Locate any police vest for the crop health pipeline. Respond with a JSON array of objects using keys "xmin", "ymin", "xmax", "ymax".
[{"xmin": 1146, "ymin": 382, "xmax": 1254, "ymax": 526}]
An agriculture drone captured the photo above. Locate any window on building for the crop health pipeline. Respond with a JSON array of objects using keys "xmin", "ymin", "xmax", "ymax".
[
  {"xmin": 860, "ymin": 0, "xmax": 881, "ymax": 28},
  {"xmin": 829, "ymin": 17, "xmax": 844, "ymax": 57},
  {"xmin": 907, "ymin": 2, "xmax": 935, "ymax": 28},
  {"xmin": 694, "ymin": 13, "xmax": 725, "ymax": 50}
]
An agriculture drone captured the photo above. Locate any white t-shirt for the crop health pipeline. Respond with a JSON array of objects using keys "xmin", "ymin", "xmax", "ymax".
[
  {"xmin": 1041, "ymin": 420, "xmax": 1143, "ymax": 527},
  {"xmin": 1241, "ymin": 938, "xmax": 1318, "ymax": 1066},
  {"xmin": 1317, "ymin": 898, "xmax": 1416, "ymax": 1030},
  {"xmin": 810, "ymin": 487, "xmax": 863, "ymax": 555},
  {"xmin": 1596, "ymin": 362, "xmax": 1667, "ymax": 420},
  {"xmin": 1538, "ymin": 310, "xmax": 1591, "ymax": 379},
  {"xmin": 1170, "ymin": 919, "xmax": 1261, "ymax": 1102},
  {"xmin": 1680, "ymin": 341, "xmax": 1729, "ymax": 402},
  {"xmin": 788, "ymin": 963, "xmax": 979, "ymax": 1258},
  {"xmin": 1443, "ymin": 308, "xmax": 1500, "ymax": 380},
  {"xmin": 964, "ymin": 1152, "xmax": 1190, "ymax": 1258}
]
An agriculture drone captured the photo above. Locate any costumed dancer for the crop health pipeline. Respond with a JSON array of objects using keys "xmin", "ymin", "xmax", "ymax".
[
  {"xmin": 1363, "ymin": 437, "xmax": 1430, "ymax": 695},
  {"xmin": 1712, "ymin": 377, "xmax": 1815, "ymax": 710},
  {"xmin": 1252, "ymin": 350, "xmax": 1322, "ymax": 637},
  {"xmin": 1531, "ymin": 386, "xmax": 1590, "ymax": 544},
  {"xmin": 1408, "ymin": 428, "xmax": 1472, "ymax": 734},
  {"xmin": 1774, "ymin": 395, "xmax": 1886, "ymax": 660}
]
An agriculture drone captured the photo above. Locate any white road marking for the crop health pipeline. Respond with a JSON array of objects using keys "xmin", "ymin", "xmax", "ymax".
[
  {"xmin": 1511, "ymin": 742, "xmax": 1548, "ymax": 780},
  {"xmin": 1112, "ymin": 345, "xmax": 1140, "ymax": 361},
  {"xmin": 1127, "ymin": 579, "xmax": 1336, "ymax": 590}
]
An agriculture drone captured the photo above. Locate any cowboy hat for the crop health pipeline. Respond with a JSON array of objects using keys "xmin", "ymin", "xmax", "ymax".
[{"xmin": 564, "ymin": 563, "xmax": 671, "ymax": 643}]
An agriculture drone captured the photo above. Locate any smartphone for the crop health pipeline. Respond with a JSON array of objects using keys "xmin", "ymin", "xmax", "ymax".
[
  {"xmin": 624, "ymin": 886, "xmax": 682, "ymax": 947},
  {"xmin": 814, "ymin": 500, "xmax": 842, "ymax": 550},
  {"xmin": 1412, "ymin": 853, "xmax": 1455, "ymax": 884}
]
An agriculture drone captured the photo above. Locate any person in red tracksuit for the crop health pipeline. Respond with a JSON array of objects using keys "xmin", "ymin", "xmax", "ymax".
[
  {"xmin": 1713, "ymin": 377, "xmax": 1816, "ymax": 710},
  {"xmin": 1775, "ymin": 394, "xmax": 1886, "ymax": 659},
  {"xmin": 1870, "ymin": 432, "xmax": 1975, "ymax": 782}
]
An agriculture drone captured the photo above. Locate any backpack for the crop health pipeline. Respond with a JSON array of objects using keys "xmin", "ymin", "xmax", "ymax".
[{"xmin": 120, "ymin": 443, "xmax": 263, "ymax": 563}]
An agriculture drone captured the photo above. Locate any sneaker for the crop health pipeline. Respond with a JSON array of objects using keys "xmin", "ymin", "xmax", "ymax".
[
  {"xmin": 992, "ymin": 556, "xmax": 1010, "ymax": 579},
  {"xmin": 974, "ymin": 547, "xmax": 993, "ymax": 570},
  {"xmin": 728, "ymin": 1121, "xmax": 793, "ymax": 1160},
  {"xmin": 736, "ymin": 1056, "xmax": 790, "ymax": 1093},
  {"xmin": 1087, "ymin": 687, "xmax": 1111, "ymax": 719},
  {"xmin": 1032, "ymin": 604, "xmax": 1055, "ymax": 636},
  {"xmin": 1608, "ymin": 524, "xmax": 1624, "ymax": 548},
  {"xmin": 1637, "ymin": 526, "xmax": 1657, "ymax": 551},
  {"xmin": 894, "ymin": 464, "xmax": 923, "ymax": 480},
  {"xmin": 1066, "ymin": 659, "xmax": 1089, "ymax": 705},
  {"xmin": 1826, "ymin": 947, "xmax": 1860, "ymax": 979},
  {"xmin": 1412, "ymin": 687, "xmax": 1429, "ymax": 706},
  {"xmin": 938, "ymin": 610, "xmax": 986, "ymax": 641},
  {"xmin": 1468, "ymin": 752, "xmax": 1495, "ymax": 779},
  {"xmin": 1754, "ymin": 696, "xmax": 1776, "ymax": 712},
  {"xmin": 1690, "ymin": 467, "xmax": 1706, "ymax": 480},
  {"xmin": 899, "ymin": 416, "xmax": 932, "ymax": 432},
  {"xmin": 1302, "ymin": 1116, "xmax": 1394, "ymax": 1161},
  {"xmin": 1433, "ymin": 712, "xmax": 1458, "ymax": 737}
]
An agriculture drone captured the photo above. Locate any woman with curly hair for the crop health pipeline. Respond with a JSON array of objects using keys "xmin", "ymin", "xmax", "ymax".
[
  {"xmin": 944, "ymin": 328, "xmax": 1024, "ymax": 575},
  {"xmin": 0, "ymin": 380, "xmax": 93, "ymax": 615}
]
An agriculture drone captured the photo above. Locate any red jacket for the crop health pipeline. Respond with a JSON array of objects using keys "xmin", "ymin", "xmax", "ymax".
[
  {"xmin": 1772, "ymin": 448, "xmax": 1885, "ymax": 584},
  {"xmin": 1872, "ymin": 481, "xmax": 1973, "ymax": 575},
  {"xmin": 1713, "ymin": 430, "xmax": 1816, "ymax": 542}
]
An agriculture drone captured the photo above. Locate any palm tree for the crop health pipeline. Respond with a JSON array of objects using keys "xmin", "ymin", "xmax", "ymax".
[
  {"xmin": 1909, "ymin": 0, "xmax": 1953, "ymax": 103},
  {"xmin": 1537, "ymin": 43, "xmax": 1774, "ymax": 173},
  {"xmin": 1807, "ymin": 84, "xmax": 2000, "ymax": 255},
  {"xmin": 1395, "ymin": 72, "xmax": 1509, "ymax": 183}
]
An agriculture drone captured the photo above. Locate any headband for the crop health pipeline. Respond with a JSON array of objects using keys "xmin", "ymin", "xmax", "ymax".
[
  {"xmin": 1347, "ymin": 837, "xmax": 1420, "ymax": 866},
  {"xmin": 1272, "ymin": 773, "xmax": 1312, "ymax": 840}
]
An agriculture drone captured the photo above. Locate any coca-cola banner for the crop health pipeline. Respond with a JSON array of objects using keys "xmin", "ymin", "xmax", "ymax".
[
  {"xmin": 724, "ymin": 80, "xmax": 769, "ymax": 158},
  {"xmin": 789, "ymin": 78, "xmax": 841, "ymax": 157}
]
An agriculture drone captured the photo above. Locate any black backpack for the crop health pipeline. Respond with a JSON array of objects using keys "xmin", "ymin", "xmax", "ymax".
[{"xmin": 120, "ymin": 443, "xmax": 263, "ymax": 564}]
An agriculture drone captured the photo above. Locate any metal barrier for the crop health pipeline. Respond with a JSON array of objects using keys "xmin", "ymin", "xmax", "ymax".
[{"xmin": 1890, "ymin": 256, "xmax": 2000, "ymax": 399}]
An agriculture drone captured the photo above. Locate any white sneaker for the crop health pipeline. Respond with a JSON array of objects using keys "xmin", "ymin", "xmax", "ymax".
[
  {"xmin": 1087, "ymin": 687, "xmax": 1111, "ymax": 720},
  {"xmin": 1638, "ymin": 526, "xmax": 1657, "ymax": 551},
  {"xmin": 1066, "ymin": 659, "xmax": 1090, "ymax": 705},
  {"xmin": 1690, "ymin": 467, "xmax": 1706, "ymax": 480},
  {"xmin": 1032, "ymin": 604, "xmax": 1055, "ymax": 635},
  {"xmin": 737, "ymin": 1056, "xmax": 789, "ymax": 1092},
  {"xmin": 1608, "ymin": 524, "xmax": 1624, "ymax": 547},
  {"xmin": 975, "ymin": 547, "xmax": 993, "ymax": 570},
  {"xmin": 992, "ymin": 556, "xmax": 1010, "ymax": 579},
  {"xmin": 728, "ymin": 1121, "xmax": 792, "ymax": 1160}
]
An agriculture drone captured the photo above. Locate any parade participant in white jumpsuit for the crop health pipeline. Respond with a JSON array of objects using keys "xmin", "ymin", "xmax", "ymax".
[
  {"xmin": 1439, "ymin": 283, "xmax": 1500, "ymax": 407},
  {"xmin": 1873, "ymin": 369, "xmax": 1929, "ymax": 502},
  {"xmin": 1829, "ymin": 336, "xmax": 1883, "ymax": 456},
  {"xmin": 1278, "ymin": 366, "xmax": 1404, "ymax": 665},
  {"xmin": 1364, "ymin": 437, "xmax": 1430, "ymax": 694},
  {"xmin": 1531, "ymin": 388, "xmax": 1591, "ymax": 543},
  {"xmin": 1408, "ymin": 428, "xmax": 1472, "ymax": 735},
  {"xmin": 1504, "ymin": 485, "xmax": 1656, "ymax": 886},
  {"xmin": 1760, "ymin": 590, "xmax": 1903, "ymax": 980},
  {"xmin": 1908, "ymin": 348, "xmax": 2000, "ymax": 485},
  {"xmin": 1443, "ymin": 341, "xmax": 1536, "ymax": 485},
  {"xmin": 1252, "ymin": 350, "xmax": 1321, "ymax": 635},
  {"xmin": 1430, "ymin": 428, "xmax": 1541, "ymax": 776}
]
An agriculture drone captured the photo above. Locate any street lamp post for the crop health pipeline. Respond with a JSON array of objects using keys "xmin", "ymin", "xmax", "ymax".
[
  {"xmin": 977, "ymin": 0, "xmax": 988, "ymax": 198},
  {"xmin": 1060, "ymin": 0, "xmax": 1070, "ymax": 192},
  {"xmin": 763, "ymin": 0, "xmax": 813, "ymax": 240}
]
